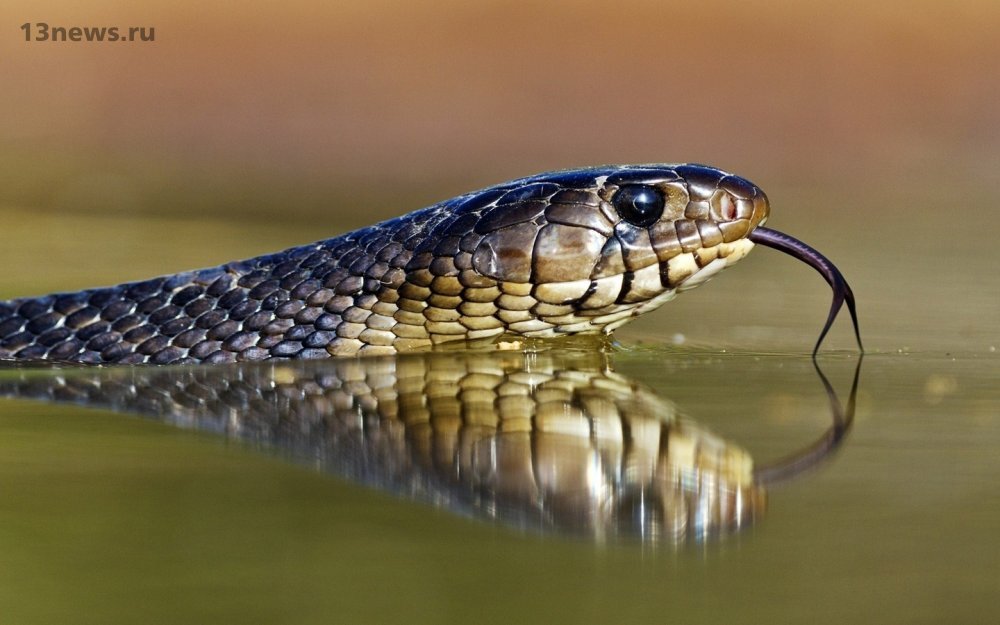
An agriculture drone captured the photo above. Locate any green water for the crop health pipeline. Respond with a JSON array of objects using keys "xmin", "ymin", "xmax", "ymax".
[
  {"xmin": 0, "ymin": 352, "xmax": 995, "ymax": 624},
  {"xmin": 0, "ymin": 180, "xmax": 998, "ymax": 624}
]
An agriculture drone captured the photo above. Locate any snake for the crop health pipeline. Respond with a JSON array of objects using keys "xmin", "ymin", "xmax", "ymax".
[{"xmin": 0, "ymin": 164, "xmax": 862, "ymax": 365}]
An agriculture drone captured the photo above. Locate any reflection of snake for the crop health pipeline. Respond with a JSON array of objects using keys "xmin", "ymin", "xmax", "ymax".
[
  {"xmin": 0, "ymin": 352, "xmax": 861, "ymax": 542},
  {"xmin": 0, "ymin": 164, "xmax": 859, "ymax": 364},
  {"xmin": 0, "ymin": 352, "xmax": 764, "ymax": 542}
]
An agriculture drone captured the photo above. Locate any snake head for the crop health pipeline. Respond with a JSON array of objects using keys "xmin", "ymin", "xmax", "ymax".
[{"xmin": 462, "ymin": 164, "xmax": 769, "ymax": 335}]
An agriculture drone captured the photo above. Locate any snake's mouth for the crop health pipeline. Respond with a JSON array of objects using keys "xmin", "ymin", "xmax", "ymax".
[{"xmin": 630, "ymin": 169, "xmax": 769, "ymax": 296}]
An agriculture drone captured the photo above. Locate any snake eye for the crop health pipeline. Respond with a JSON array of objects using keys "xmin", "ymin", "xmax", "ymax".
[{"xmin": 612, "ymin": 185, "xmax": 665, "ymax": 227}]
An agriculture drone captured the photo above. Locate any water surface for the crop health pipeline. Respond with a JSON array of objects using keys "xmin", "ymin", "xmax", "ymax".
[{"xmin": 0, "ymin": 191, "xmax": 997, "ymax": 625}]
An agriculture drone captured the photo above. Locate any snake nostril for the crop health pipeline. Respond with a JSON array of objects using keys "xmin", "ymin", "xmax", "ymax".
[{"xmin": 720, "ymin": 194, "xmax": 736, "ymax": 220}]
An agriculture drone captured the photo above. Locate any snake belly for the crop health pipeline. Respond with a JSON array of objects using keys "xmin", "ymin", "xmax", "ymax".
[{"xmin": 0, "ymin": 164, "xmax": 770, "ymax": 364}]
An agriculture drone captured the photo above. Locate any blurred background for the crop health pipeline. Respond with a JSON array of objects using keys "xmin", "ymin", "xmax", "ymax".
[
  {"xmin": 1, "ymin": 3, "xmax": 999, "ymax": 625},
  {"xmin": 1, "ymin": 0, "xmax": 998, "ymax": 352}
]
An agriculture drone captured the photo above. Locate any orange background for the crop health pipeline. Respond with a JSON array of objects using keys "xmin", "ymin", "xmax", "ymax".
[
  {"xmin": 1, "ymin": 0, "xmax": 998, "ymax": 351},
  {"xmin": 3, "ymin": 1, "xmax": 997, "ymax": 188}
]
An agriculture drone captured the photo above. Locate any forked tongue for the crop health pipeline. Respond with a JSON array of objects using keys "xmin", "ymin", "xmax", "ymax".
[{"xmin": 748, "ymin": 227, "xmax": 863, "ymax": 355}]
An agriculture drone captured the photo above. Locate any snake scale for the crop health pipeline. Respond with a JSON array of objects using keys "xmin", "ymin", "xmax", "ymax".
[{"xmin": 0, "ymin": 164, "xmax": 860, "ymax": 364}]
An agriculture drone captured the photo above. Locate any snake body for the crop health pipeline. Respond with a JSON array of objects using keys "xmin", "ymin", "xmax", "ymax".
[{"xmin": 0, "ymin": 164, "xmax": 771, "ymax": 364}]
